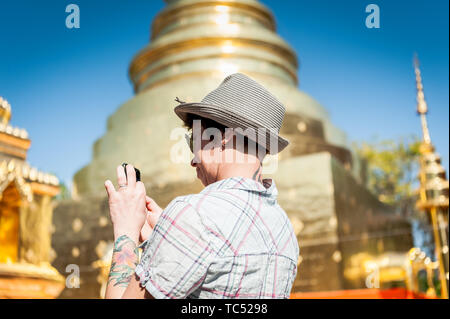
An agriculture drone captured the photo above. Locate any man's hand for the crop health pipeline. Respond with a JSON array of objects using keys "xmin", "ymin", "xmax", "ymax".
[
  {"xmin": 139, "ymin": 196, "xmax": 163, "ymax": 242},
  {"xmin": 104, "ymin": 164, "xmax": 147, "ymax": 244}
]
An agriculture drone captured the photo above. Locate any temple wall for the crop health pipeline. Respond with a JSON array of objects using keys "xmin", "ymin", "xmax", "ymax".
[
  {"xmin": 276, "ymin": 152, "xmax": 413, "ymax": 292},
  {"xmin": 56, "ymin": 152, "xmax": 413, "ymax": 296},
  {"xmin": 19, "ymin": 194, "xmax": 54, "ymax": 264}
]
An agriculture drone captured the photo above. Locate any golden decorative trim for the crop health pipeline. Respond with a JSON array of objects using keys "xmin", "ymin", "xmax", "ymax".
[
  {"xmin": 0, "ymin": 145, "xmax": 27, "ymax": 160},
  {"xmin": 0, "ymin": 97, "xmax": 11, "ymax": 126},
  {"xmin": 0, "ymin": 262, "xmax": 64, "ymax": 282},
  {"xmin": 0, "ymin": 277, "xmax": 64, "ymax": 298},
  {"xmin": 30, "ymin": 182, "xmax": 60, "ymax": 197},
  {"xmin": 0, "ymin": 159, "xmax": 59, "ymax": 199},
  {"xmin": 130, "ymin": 37, "xmax": 298, "ymax": 79},
  {"xmin": 0, "ymin": 132, "xmax": 31, "ymax": 151},
  {"xmin": 152, "ymin": 19, "xmax": 274, "ymax": 42},
  {"xmin": 137, "ymin": 69, "xmax": 288, "ymax": 93},
  {"xmin": 152, "ymin": 6, "xmax": 275, "ymax": 40},
  {"xmin": 133, "ymin": 53, "xmax": 298, "ymax": 91},
  {"xmin": 153, "ymin": 1, "xmax": 275, "ymax": 38},
  {"xmin": 0, "ymin": 173, "xmax": 33, "ymax": 203}
]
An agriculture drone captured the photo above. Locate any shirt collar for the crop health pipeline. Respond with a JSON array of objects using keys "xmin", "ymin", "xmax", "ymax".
[{"xmin": 200, "ymin": 176, "xmax": 278, "ymax": 198}]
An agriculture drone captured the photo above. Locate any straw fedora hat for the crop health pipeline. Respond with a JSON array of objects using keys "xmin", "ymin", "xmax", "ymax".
[{"xmin": 174, "ymin": 73, "xmax": 289, "ymax": 154}]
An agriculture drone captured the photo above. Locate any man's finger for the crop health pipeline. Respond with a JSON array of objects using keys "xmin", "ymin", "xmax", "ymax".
[
  {"xmin": 136, "ymin": 181, "xmax": 146, "ymax": 195},
  {"xmin": 146, "ymin": 196, "xmax": 161, "ymax": 211},
  {"xmin": 116, "ymin": 165, "xmax": 127, "ymax": 188},
  {"xmin": 126, "ymin": 164, "xmax": 136, "ymax": 188},
  {"xmin": 145, "ymin": 195, "xmax": 153, "ymax": 206},
  {"xmin": 104, "ymin": 180, "xmax": 116, "ymax": 197}
]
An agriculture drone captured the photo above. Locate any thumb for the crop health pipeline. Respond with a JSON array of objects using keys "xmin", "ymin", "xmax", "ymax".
[
  {"xmin": 146, "ymin": 213, "xmax": 154, "ymax": 227},
  {"xmin": 146, "ymin": 206, "xmax": 161, "ymax": 229}
]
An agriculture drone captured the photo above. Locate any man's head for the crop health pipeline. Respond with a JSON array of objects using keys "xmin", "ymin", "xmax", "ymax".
[
  {"xmin": 183, "ymin": 114, "xmax": 267, "ymax": 186},
  {"xmin": 174, "ymin": 73, "xmax": 290, "ymax": 185}
]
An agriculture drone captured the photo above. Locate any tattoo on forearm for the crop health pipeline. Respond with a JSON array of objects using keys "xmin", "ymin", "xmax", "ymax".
[{"xmin": 107, "ymin": 235, "xmax": 139, "ymax": 288}]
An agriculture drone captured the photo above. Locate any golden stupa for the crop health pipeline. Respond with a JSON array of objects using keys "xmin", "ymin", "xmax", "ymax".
[
  {"xmin": 73, "ymin": 0, "xmax": 353, "ymax": 197},
  {"xmin": 53, "ymin": 0, "xmax": 414, "ymax": 298},
  {"xmin": 413, "ymin": 56, "xmax": 449, "ymax": 298},
  {"xmin": 0, "ymin": 97, "xmax": 64, "ymax": 298}
]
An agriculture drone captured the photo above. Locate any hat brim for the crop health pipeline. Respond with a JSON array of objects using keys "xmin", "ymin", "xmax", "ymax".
[{"xmin": 174, "ymin": 102, "xmax": 289, "ymax": 154}]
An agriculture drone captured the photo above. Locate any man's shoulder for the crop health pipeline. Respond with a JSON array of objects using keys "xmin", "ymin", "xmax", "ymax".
[
  {"xmin": 169, "ymin": 188, "xmax": 240, "ymax": 212},
  {"xmin": 163, "ymin": 191, "xmax": 239, "ymax": 226},
  {"xmin": 157, "ymin": 195, "xmax": 209, "ymax": 234},
  {"xmin": 162, "ymin": 193, "xmax": 207, "ymax": 218},
  {"xmin": 166, "ymin": 193, "xmax": 211, "ymax": 213}
]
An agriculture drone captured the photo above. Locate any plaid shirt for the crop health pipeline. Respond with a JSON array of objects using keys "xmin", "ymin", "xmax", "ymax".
[{"xmin": 135, "ymin": 177, "xmax": 299, "ymax": 299}]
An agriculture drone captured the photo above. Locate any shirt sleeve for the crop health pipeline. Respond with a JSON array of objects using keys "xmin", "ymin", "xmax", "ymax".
[{"xmin": 135, "ymin": 199, "xmax": 214, "ymax": 299}]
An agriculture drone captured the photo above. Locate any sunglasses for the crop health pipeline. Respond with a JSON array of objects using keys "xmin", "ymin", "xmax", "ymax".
[{"xmin": 184, "ymin": 128, "xmax": 225, "ymax": 153}]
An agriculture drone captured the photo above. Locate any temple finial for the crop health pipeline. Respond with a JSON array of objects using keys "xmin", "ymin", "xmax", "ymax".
[
  {"xmin": 414, "ymin": 55, "xmax": 450, "ymax": 300},
  {"xmin": 0, "ymin": 96, "xmax": 12, "ymax": 126},
  {"xmin": 414, "ymin": 54, "xmax": 432, "ymax": 145}
]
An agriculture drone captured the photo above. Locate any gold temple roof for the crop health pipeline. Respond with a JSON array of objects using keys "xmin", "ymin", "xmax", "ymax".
[
  {"xmin": 0, "ymin": 97, "xmax": 59, "ymax": 200},
  {"xmin": 0, "ymin": 96, "xmax": 28, "ymax": 139},
  {"xmin": 73, "ymin": 0, "xmax": 352, "ymax": 196},
  {"xmin": 0, "ymin": 160, "xmax": 59, "ymax": 186},
  {"xmin": 0, "ymin": 159, "xmax": 60, "ymax": 201},
  {"xmin": 0, "ymin": 124, "xmax": 29, "ymax": 140}
]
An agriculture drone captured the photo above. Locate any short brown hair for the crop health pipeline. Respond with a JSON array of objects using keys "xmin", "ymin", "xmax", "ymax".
[{"xmin": 183, "ymin": 114, "xmax": 226, "ymax": 133}]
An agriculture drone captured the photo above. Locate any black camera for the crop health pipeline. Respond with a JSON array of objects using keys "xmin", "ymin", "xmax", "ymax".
[{"xmin": 122, "ymin": 163, "xmax": 141, "ymax": 182}]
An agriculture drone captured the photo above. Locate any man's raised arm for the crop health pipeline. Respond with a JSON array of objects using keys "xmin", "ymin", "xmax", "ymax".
[{"xmin": 103, "ymin": 164, "xmax": 161, "ymax": 299}]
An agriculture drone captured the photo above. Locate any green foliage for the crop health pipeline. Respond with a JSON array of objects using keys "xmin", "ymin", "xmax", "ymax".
[
  {"xmin": 47, "ymin": 171, "xmax": 71, "ymax": 200},
  {"xmin": 353, "ymin": 135, "xmax": 422, "ymax": 206},
  {"xmin": 55, "ymin": 180, "xmax": 71, "ymax": 201}
]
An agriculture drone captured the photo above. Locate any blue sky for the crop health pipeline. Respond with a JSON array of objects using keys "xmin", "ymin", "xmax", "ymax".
[{"xmin": 0, "ymin": 0, "xmax": 448, "ymax": 187}]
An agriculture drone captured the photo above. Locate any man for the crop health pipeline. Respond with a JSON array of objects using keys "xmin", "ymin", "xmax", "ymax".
[{"xmin": 104, "ymin": 73, "xmax": 299, "ymax": 299}]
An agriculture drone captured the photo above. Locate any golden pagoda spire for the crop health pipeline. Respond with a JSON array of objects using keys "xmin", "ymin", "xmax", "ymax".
[
  {"xmin": 414, "ymin": 54, "xmax": 432, "ymax": 147},
  {"xmin": 414, "ymin": 54, "xmax": 449, "ymax": 299},
  {"xmin": 129, "ymin": 0, "xmax": 298, "ymax": 93}
]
